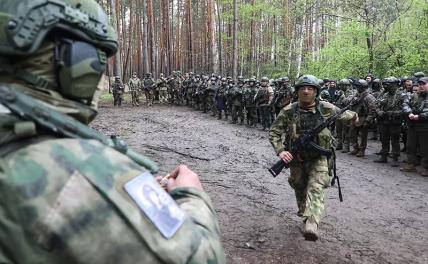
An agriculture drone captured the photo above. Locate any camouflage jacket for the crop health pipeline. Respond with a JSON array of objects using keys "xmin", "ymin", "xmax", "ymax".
[
  {"xmin": 0, "ymin": 96, "xmax": 225, "ymax": 263},
  {"xmin": 349, "ymin": 91, "xmax": 376, "ymax": 125},
  {"xmin": 269, "ymin": 101, "xmax": 357, "ymax": 159},
  {"xmin": 376, "ymin": 90, "xmax": 406, "ymax": 124},
  {"xmin": 112, "ymin": 81, "xmax": 123, "ymax": 94},
  {"xmin": 403, "ymin": 92, "xmax": 428, "ymax": 125},
  {"xmin": 128, "ymin": 77, "xmax": 141, "ymax": 91}
]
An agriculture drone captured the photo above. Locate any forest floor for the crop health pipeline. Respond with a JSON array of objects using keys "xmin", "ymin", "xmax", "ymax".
[{"xmin": 92, "ymin": 98, "xmax": 428, "ymax": 264}]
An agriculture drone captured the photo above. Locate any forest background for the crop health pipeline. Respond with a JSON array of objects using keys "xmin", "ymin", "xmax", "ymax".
[{"xmin": 98, "ymin": 0, "xmax": 428, "ymax": 81}]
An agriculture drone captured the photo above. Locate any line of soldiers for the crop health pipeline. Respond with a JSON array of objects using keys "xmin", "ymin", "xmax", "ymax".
[{"xmin": 111, "ymin": 71, "xmax": 428, "ymax": 176}]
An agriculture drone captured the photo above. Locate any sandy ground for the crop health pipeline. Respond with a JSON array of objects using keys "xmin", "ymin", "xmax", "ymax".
[{"xmin": 92, "ymin": 101, "xmax": 428, "ymax": 264}]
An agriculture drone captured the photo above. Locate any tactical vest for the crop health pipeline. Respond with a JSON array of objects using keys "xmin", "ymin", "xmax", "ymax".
[{"xmin": 286, "ymin": 102, "xmax": 333, "ymax": 160}]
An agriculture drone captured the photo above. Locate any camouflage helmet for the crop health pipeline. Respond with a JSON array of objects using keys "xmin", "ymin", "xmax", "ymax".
[
  {"xmin": 248, "ymin": 77, "xmax": 256, "ymax": 84},
  {"xmin": 0, "ymin": 0, "xmax": 117, "ymax": 57},
  {"xmin": 382, "ymin": 76, "xmax": 399, "ymax": 88},
  {"xmin": 220, "ymin": 77, "xmax": 227, "ymax": 82},
  {"xmin": 414, "ymin": 72, "xmax": 425, "ymax": 78},
  {"xmin": 260, "ymin": 76, "xmax": 269, "ymax": 82},
  {"xmin": 282, "ymin": 77, "xmax": 290, "ymax": 82},
  {"xmin": 338, "ymin": 78, "xmax": 351, "ymax": 86},
  {"xmin": 295, "ymin": 75, "xmax": 321, "ymax": 94}
]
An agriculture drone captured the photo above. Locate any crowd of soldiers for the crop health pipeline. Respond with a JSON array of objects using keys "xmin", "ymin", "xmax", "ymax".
[{"xmin": 111, "ymin": 71, "xmax": 428, "ymax": 177}]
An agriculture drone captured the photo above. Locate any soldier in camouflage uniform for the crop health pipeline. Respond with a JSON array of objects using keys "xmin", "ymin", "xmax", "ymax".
[
  {"xmin": 156, "ymin": 73, "xmax": 168, "ymax": 104},
  {"xmin": 374, "ymin": 77, "xmax": 405, "ymax": 166},
  {"xmin": 198, "ymin": 75, "xmax": 209, "ymax": 113},
  {"xmin": 348, "ymin": 80, "xmax": 377, "ymax": 157},
  {"xmin": 128, "ymin": 72, "xmax": 141, "ymax": 107},
  {"xmin": 215, "ymin": 77, "xmax": 228, "ymax": 119},
  {"xmin": 254, "ymin": 77, "xmax": 274, "ymax": 130},
  {"xmin": 230, "ymin": 76, "xmax": 245, "ymax": 124},
  {"xmin": 112, "ymin": 76, "xmax": 124, "ymax": 106},
  {"xmin": 143, "ymin": 73, "xmax": 155, "ymax": 106},
  {"xmin": 400, "ymin": 77, "xmax": 428, "ymax": 176},
  {"xmin": 243, "ymin": 78, "xmax": 259, "ymax": 127},
  {"xmin": 269, "ymin": 75, "xmax": 358, "ymax": 241},
  {"xmin": 273, "ymin": 77, "xmax": 293, "ymax": 116},
  {"xmin": 207, "ymin": 76, "xmax": 219, "ymax": 116},
  {"xmin": 335, "ymin": 79, "xmax": 355, "ymax": 152},
  {"xmin": 0, "ymin": 0, "xmax": 225, "ymax": 263}
]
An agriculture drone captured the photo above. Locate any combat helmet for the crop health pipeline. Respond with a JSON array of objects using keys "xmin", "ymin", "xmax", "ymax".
[
  {"xmin": 260, "ymin": 76, "xmax": 269, "ymax": 86},
  {"xmin": 295, "ymin": 75, "xmax": 321, "ymax": 94},
  {"xmin": 0, "ymin": 0, "xmax": 118, "ymax": 104}
]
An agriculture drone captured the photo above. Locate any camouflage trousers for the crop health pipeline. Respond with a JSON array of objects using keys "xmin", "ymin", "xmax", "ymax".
[
  {"xmin": 159, "ymin": 89, "xmax": 168, "ymax": 103},
  {"xmin": 336, "ymin": 120, "xmax": 351, "ymax": 148},
  {"xmin": 289, "ymin": 156, "xmax": 330, "ymax": 225},
  {"xmin": 130, "ymin": 90, "xmax": 140, "ymax": 106}
]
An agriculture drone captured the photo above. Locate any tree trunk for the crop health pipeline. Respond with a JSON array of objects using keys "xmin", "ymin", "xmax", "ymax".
[{"xmin": 232, "ymin": 0, "xmax": 238, "ymax": 80}]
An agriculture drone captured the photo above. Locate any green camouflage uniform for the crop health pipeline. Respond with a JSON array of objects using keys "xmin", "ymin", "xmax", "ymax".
[
  {"xmin": 269, "ymin": 101, "xmax": 357, "ymax": 225},
  {"xmin": 112, "ymin": 79, "xmax": 124, "ymax": 106},
  {"xmin": 128, "ymin": 76, "xmax": 141, "ymax": 106}
]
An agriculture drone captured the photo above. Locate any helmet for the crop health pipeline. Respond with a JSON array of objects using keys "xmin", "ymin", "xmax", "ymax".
[
  {"xmin": 221, "ymin": 77, "xmax": 227, "ymax": 82},
  {"xmin": 115, "ymin": 76, "xmax": 120, "ymax": 81},
  {"xmin": 354, "ymin": 79, "xmax": 368, "ymax": 92},
  {"xmin": 0, "ymin": 0, "xmax": 118, "ymax": 104},
  {"xmin": 382, "ymin": 76, "xmax": 399, "ymax": 89},
  {"xmin": 282, "ymin": 77, "xmax": 290, "ymax": 82},
  {"xmin": 338, "ymin": 78, "xmax": 351, "ymax": 86},
  {"xmin": 414, "ymin": 72, "xmax": 425, "ymax": 78},
  {"xmin": 248, "ymin": 77, "xmax": 256, "ymax": 85},
  {"xmin": 146, "ymin": 73, "xmax": 152, "ymax": 78},
  {"xmin": 261, "ymin": 76, "xmax": 269, "ymax": 82},
  {"xmin": 295, "ymin": 75, "xmax": 321, "ymax": 94},
  {"xmin": 0, "ymin": 0, "xmax": 117, "ymax": 56}
]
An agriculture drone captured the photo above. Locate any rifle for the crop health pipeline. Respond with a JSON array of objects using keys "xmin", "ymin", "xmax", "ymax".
[{"xmin": 268, "ymin": 101, "xmax": 355, "ymax": 201}]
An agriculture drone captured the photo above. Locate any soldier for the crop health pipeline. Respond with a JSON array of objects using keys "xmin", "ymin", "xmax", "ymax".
[
  {"xmin": 215, "ymin": 77, "xmax": 228, "ymax": 119},
  {"xmin": 254, "ymin": 77, "xmax": 274, "ymax": 130},
  {"xmin": 269, "ymin": 75, "xmax": 358, "ymax": 241},
  {"xmin": 157, "ymin": 73, "xmax": 168, "ymax": 104},
  {"xmin": 374, "ymin": 77, "xmax": 405, "ymax": 166},
  {"xmin": 273, "ymin": 77, "xmax": 294, "ymax": 116},
  {"xmin": 369, "ymin": 78, "xmax": 383, "ymax": 141},
  {"xmin": 207, "ymin": 76, "xmax": 219, "ymax": 116},
  {"xmin": 243, "ymin": 78, "xmax": 259, "ymax": 127},
  {"xmin": 230, "ymin": 76, "xmax": 245, "ymax": 124},
  {"xmin": 349, "ymin": 79, "xmax": 377, "ymax": 157},
  {"xmin": 335, "ymin": 79, "xmax": 355, "ymax": 152},
  {"xmin": 400, "ymin": 77, "xmax": 428, "ymax": 176},
  {"xmin": 198, "ymin": 75, "xmax": 209, "ymax": 113},
  {"xmin": 143, "ymin": 73, "xmax": 155, "ymax": 106},
  {"xmin": 0, "ymin": 0, "xmax": 225, "ymax": 262},
  {"xmin": 225, "ymin": 78, "xmax": 235, "ymax": 120},
  {"xmin": 128, "ymin": 72, "xmax": 141, "ymax": 107},
  {"xmin": 112, "ymin": 76, "xmax": 124, "ymax": 106}
]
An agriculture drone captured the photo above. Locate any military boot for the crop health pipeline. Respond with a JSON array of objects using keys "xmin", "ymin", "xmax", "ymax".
[
  {"xmin": 303, "ymin": 217, "xmax": 319, "ymax": 241},
  {"xmin": 400, "ymin": 164, "xmax": 416, "ymax": 172},
  {"xmin": 356, "ymin": 150, "xmax": 365, "ymax": 157},
  {"xmin": 390, "ymin": 157, "xmax": 399, "ymax": 167},
  {"xmin": 349, "ymin": 148, "xmax": 359, "ymax": 155},
  {"xmin": 341, "ymin": 145, "xmax": 350, "ymax": 153},
  {"xmin": 374, "ymin": 155, "xmax": 387, "ymax": 163}
]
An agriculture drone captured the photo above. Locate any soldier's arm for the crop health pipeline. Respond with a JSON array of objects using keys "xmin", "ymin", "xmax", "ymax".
[
  {"xmin": 365, "ymin": 95, "xmax": 377, "ymax": 123},
  {"xmin": 170, "ymin": 187, "xmax": 225, "ymax": 262},
  {"xmin": 269, "ymin": 108, "xmax": 289, "ymax": 154},
  {"xmin": 402, "ymin": 93, "xmax": 413, "ymax": 115},
  {"xmin": 327, "ymin": 102, "xmax": 358, "ymax": 122},
  {"xmin": 268, "ymin": 87, "xmax": 274, "ymax": 104}
]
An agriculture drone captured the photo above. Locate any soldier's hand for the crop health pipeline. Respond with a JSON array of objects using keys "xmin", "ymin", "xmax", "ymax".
[
  {"xmin": 279, "ymin": 151, "xmax": 293, "ymax": 163},
  {"xmin": 164, "ymin": 165, "xmax": 203, "ymax": 192}
]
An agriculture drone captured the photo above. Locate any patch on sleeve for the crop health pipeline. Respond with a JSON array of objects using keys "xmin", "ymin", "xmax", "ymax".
[{"xmin": 124, "ymin": 172, "xmax": 185, "ymax": 239}]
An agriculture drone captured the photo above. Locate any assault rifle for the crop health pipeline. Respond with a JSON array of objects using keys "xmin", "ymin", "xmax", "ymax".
[{"xmin": 268, "ymin": 101, "xmax": 356, "ymax": 201}]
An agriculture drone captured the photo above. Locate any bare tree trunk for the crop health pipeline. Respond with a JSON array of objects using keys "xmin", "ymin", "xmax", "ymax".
[
  {"xmin": 216, "ymin": 0, "xmax": 222, "ymax": 75},
  {"xmin": 186, "ymin": 0, "xmax": 194, "ymax": 71},
  {"xmin": 147, "ymin": 0, "xmax": 155, "ymax": 73},
  {"xmin": 232, "ymin": 0, "xmax": 238, "ymax": 80},
  {"xmin": 109, "ymin": 0, "xmax": 121, "ymax": 77}
]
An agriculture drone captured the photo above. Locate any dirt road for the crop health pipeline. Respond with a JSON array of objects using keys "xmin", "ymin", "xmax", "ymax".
[{"xmin": 92, "ymin": 103, "xmax": 428, "ymax": 264}]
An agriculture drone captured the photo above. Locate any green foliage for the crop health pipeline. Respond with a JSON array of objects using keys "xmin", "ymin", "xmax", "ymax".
[{"xmin": 303, "ymin": 0, "xmax": 428, "ymax": 79}]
